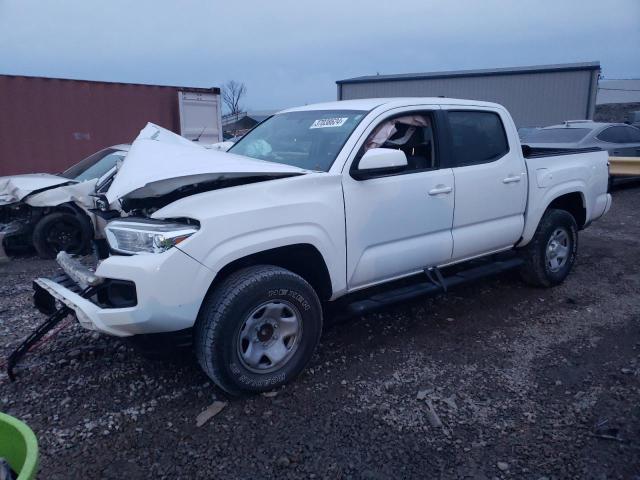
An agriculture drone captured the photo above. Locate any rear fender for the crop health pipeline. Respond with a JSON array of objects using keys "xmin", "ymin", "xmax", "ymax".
[{"xmin": 520, "ymin": 181, "xmax": 587, "ymax": 246}]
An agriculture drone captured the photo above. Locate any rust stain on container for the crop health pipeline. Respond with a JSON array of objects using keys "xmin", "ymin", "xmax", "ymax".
[{"xmin": 0, "ymin": 75, "xmax": 219, "ymax": 175}]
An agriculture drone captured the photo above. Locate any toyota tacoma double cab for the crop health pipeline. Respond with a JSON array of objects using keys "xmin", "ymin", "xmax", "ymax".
[{"xmin": 29, "ymin": 98, "xmax": 611, "ymax": 394}]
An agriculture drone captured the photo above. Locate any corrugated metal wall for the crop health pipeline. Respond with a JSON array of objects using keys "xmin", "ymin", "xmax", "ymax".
[
  {"xmin": 339, "ymin": 70, "xmax": 599, "ymax": 128},
  {"xmin": 0, "ymin": 75, "xmax": 216, "ymax": 176}
]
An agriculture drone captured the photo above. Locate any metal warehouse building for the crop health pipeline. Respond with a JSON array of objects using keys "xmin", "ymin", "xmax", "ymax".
[
  {"xmin": 0, "ymin": 75, "xmax": 221, "ymax": 176},
  {"xmin": 337, "ymin": 62, "xmax": 600, "ymax": 128}
]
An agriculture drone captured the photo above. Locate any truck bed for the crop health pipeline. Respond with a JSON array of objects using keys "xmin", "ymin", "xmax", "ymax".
[{"xmin": 521, "ymin": 145, "xmax": 602, "ymax": 159}]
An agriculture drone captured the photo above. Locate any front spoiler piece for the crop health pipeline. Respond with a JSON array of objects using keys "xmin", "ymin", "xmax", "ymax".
[{"xmin": 6, "ymin": 285, "xmax": 96, "ymax": 381}]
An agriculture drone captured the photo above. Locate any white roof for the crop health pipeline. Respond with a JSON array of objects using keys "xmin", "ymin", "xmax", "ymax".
[{"xmin": 279, "ymin": 97, "xmax": 504, "ymax": 113}]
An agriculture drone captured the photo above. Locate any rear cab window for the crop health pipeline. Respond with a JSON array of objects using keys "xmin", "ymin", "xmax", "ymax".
[{"xmin": 446, "ymin": 110, "xmax": 509, "ymax": 166}]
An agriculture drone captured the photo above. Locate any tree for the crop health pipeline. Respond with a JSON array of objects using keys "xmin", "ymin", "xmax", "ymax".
[{"xmin": 222, "ymin": 80, "xmax": 247, "ymax": 115}]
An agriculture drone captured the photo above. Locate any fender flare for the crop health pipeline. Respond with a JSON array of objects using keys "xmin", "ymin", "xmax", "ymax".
[{"xmin": 519, "ymin": 184, "xmax": 587, "ymax": 246}]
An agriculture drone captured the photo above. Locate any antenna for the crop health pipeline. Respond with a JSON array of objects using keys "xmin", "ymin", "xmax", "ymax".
[{"xmin": 193, "ymin": 126, "xmax": 206, "ymax": 142}]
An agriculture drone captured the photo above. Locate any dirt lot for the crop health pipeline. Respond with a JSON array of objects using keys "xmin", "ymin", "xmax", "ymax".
[{"xmin": 1, "ymin": 186, "xmax": 639, "ymax": 480}]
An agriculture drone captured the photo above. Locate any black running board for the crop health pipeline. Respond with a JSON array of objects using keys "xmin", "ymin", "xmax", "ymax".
[{"xmin": 346, "ymin": 257, "xmax": 523, "ymax": 316}]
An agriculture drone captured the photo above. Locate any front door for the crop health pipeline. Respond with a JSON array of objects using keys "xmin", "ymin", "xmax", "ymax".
[{"xmin": 342, "ymin": 109, "xmax": 454, "ymax": 290}]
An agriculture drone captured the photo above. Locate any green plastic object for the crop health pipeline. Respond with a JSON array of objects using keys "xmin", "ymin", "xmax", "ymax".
[{"xmin": 0, "ymin": 412, "xmax": 39, "ymax": 480}]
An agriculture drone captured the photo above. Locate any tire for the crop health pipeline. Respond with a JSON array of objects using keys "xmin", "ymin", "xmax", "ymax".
[
  {"xmin": 32, "ymin": 212, "xmax": 92, "ymax": 259},
  {"xmin": 519, "ymin": 208, "xmax": 578, "ymax": 287},
  {"xmin": 194, "ymin": 265, "xmax": 323, "ymax": 395}
]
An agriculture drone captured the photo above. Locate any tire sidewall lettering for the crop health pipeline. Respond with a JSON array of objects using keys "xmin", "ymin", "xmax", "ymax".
[{"xmin": 268, "ymin": 288, "xmax": 311, "ymax": 311}]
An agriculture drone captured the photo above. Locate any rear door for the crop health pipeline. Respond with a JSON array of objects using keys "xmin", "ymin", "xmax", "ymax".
[
  {"xmin": 442, "ymin": 107, "xmax": 527, "ymax": 262},
  {"xmin": 342, "ymin": 107, "xmax": 454, "ymax": 290}
]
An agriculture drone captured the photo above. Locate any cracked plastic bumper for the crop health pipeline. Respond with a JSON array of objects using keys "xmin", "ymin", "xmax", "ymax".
[{"xmin": 34, "ymin": 247, "xmax": 215, "ymax": 337}]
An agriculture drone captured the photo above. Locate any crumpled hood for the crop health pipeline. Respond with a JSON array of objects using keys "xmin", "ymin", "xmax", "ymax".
[
  {"xmin": 0, "ymin": 173, "xmax": 73, "ymax": 206},
  {"xmin": 106, "ymin": 123, "xmax": 306, "ymax": 204},
  {"xmin": 26, "ymin": 178, "xmax": 98, "ymax": 209}
]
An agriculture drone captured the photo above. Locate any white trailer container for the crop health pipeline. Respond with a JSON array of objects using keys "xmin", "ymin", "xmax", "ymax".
[{"xmin": 178, "ymin": 90, "xmax": 223, "ymax": 144}]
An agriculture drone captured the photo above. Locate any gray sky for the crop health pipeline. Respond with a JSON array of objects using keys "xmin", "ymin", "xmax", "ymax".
[{"xmin": 1, "ymin": 0, "xmax": 639, "ymax": 111}]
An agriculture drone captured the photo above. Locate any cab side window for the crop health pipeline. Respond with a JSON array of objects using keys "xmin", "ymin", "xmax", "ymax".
[
  {"xmin": 361, "ymin": 113, "xmax": 436, "ymax": 172},
  {"xmin": 448, "ymin": 111, "xmax": 509, "ymax": 166}
]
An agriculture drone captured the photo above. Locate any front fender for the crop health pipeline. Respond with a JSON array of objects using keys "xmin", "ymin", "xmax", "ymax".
[
  {"xmin": 152, "ymin": 174, "xmax": 348, "ymax": 297},
  {"xmin": 182, "ymin": 223, "xmax": 345, "ymax": 298}
]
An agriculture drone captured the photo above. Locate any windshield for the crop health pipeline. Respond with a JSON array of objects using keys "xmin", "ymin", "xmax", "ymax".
[
  {"xmin": 522, "ymin": 128, "xmax": 591, "ymax": 143},
  {"xmin": 61, "ymin": 148, "xmax": 126, "ymax": 181},
  {"xmin": 229, "ymin": 110, "xmax": 367, "ymax": 171}
]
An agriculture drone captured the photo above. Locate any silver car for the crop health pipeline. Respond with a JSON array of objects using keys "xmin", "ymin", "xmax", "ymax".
[{"xmin": 522, "ymin": 120, "xmax": 640, "ymax": 157}]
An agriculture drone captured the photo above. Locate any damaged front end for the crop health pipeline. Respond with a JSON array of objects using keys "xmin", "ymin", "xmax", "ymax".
[
  {"xmin": 33, "ymin": 251, "xmax": 137, "ymax": 316},
  {"xmin": 91, "ymin": 123, "xmax": 306, "ymax": 228},
  {"xmin": 7, "ymin": 251, "xmax": 138, "ymax": 380},
  {"xmin": 0, "ymin": 202, "xmax": 40, "ymax": 255}
]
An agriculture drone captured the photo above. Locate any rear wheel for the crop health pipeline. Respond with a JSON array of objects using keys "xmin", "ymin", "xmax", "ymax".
[
  {"xmin": 194, "ymin": 265, "xmax": 323, "ymax": 395},
  {"xmin": 519, "ymin": 209, "xmax": 578, "ymax": 287},
  {"xmin": 32, "ymin": 212, "xmax": 92, "ymax": 259}
]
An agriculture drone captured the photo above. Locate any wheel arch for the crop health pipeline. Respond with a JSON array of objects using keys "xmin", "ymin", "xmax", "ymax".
[
  {"xmin": 204, "ymin": 243, "xmax": 334, "ymax": 303},
  {"xmin": 546, "ymin": 192, "xmax": 586, "ymax": 228},
  {"xmin": 520, "ymin": 187, "xmax": 588, "ymax": 246},
  {"xmin": 35, "ymin": 202, "xmax": 95, "ymax": 236}
]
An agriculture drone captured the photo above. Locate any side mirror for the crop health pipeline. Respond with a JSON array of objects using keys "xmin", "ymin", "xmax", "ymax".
[{"xmin": 352, "ymin": 148, "xmax": 408, "ymax": 180}]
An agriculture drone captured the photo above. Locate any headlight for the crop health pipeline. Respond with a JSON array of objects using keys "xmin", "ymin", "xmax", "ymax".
[{"xmin": 105, "ymin": 218, "xmax": 199, "ymax": 254}]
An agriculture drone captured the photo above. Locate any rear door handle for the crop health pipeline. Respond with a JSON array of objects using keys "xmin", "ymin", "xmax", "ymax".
[
  {"xmin": 503, "ymin": 175, "xmax": 522, "ymax": 184},
  {"xmin": 428, "ymin": 185, "xmax": 453, "ymax": 195}
]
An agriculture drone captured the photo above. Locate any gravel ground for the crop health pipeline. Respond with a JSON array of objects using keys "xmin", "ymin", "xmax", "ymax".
[{"xmin": 1, "ymin": 186, "xmax": 639, "ymax": 480}]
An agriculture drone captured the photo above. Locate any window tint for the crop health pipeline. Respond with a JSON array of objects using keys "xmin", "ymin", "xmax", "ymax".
[
  {"xmin": 448, "ymin": 111, "xmax": 509, "ymax": 166},
  {"xmin": 359, "ymin": 113, "xmax": 436, "ymax": 173},
  {"xmin": 625, "ymin": 126, "xmax": 640, "ymax": 142},
  {"xmin": 597, "ymin": 126, "xmax": 633, "ymax": 144}
]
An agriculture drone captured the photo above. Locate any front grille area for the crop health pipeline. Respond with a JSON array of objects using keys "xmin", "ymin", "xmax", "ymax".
[
  {"xmin": 33, "ymin": 270, "xmax": 137, "ymax": 315},
  {"xmin": 33, "ymin": 272, "xmax": 83, "ymax": 315},
  {"xmin": 0, "ymin": 203, "xmax": 31, "ymax": 224}
]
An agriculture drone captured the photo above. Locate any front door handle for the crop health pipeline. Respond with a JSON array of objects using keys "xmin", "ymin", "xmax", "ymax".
[
  {"xmin": 428, "ymin": 185, "xmax": 453, "ymax": 195},
  {"xmin": 503, "ymin": 175, "xmax": 522, "ymax": 184}
]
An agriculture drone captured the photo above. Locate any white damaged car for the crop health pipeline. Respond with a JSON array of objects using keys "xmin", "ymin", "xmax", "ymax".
[
  {"xmin": 30, "ymin": 99, "xmax": 611, "ymax": 394},
  {"xmin": 0, "ymin": 146, "xmax": 129, "ymax": 258}
]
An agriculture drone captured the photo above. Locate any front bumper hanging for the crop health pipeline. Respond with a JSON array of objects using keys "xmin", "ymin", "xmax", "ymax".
[
  {"xmin": 6, "ymin": 252, "xmax": 103, "ymax": 380},
  {"xmin": 6, "ymin": 284, "xmax": 96, "ymax": 381}
]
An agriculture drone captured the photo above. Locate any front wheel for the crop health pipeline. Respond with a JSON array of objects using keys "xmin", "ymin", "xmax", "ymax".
[
  {"xmin": 32, "ymin": 212, "xmax": 92, "ymax": 259},
  {"xmin": 194, "ymin": 265, "xmax": 323, "ymax": 395},
  {"xmin": 519, "ymin": 209, "xmax": 578, "ymax": 287}
]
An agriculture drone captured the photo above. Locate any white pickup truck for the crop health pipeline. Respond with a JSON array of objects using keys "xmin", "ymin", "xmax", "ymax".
[{"xmin": 31, "ymin": 98, "xmax": 611, "ymax": 394}]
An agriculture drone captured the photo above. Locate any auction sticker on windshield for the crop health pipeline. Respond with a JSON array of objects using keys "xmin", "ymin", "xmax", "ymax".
[{"xmin": 310, "ymin": 117, "xmax": 349, "ymax": 129}]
